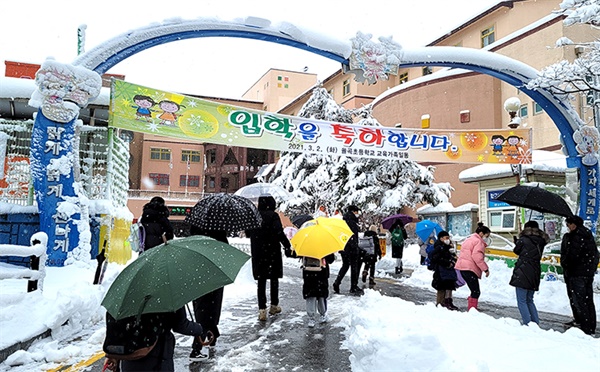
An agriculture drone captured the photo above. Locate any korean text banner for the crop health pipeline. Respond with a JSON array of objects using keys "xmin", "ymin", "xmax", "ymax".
[{"xmin": 109, "ymin": 80, "xmax": 532, "ymax": 164}]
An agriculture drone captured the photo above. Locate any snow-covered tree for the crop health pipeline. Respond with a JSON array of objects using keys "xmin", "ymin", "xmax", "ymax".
[{"xmin": 269, "ymin": 87, "xmax": 452, "ymax": 220}]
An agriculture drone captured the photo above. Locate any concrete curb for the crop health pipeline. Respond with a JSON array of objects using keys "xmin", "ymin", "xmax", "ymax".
[{"xmin": 0, "ymin": 328, "xmax": 52, "ymax": 364}]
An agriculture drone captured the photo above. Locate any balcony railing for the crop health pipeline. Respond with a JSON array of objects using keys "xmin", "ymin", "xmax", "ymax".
[{"xmin": 127, "ymin": 189, "xmax": 214, "ymax": 201}]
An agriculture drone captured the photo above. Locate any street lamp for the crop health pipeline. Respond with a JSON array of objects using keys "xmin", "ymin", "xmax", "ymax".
[{"xmin": 504, "ymin": 97, "xmax": 522, "ymax": 129}]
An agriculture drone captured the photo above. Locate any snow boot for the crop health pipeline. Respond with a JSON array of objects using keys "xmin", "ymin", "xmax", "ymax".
[
  {"xmin": 445, "ymin": 298, "xmax": 459, "ymax": 311},
  {"xmin": 269, "ymin": 304, "xmax": 282, "ymax": 315},
  {"xmin": 436, "ymin": 290, "xmax": 445, "ymax": 306},
  {"xmin": 258, "ymin": 309, "xmax": 267, "ymax": 321},
  {"xmin": 467, "ymin": 296, "xmax": 478, "ymax": 311},
  {"xmin": 333, "ymin": 281, "xmax": 340, "ymax": 294}
]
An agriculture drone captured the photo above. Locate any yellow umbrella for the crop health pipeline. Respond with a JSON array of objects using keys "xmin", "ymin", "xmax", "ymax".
[{"xmin": 290, "ymin": 217, "xmax": 354, "ymax": 259}]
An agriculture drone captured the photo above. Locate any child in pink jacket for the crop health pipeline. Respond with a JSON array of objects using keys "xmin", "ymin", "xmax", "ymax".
[{"xmin": 455, "ymin": 223, "xmax": 491, "ymax": 310}]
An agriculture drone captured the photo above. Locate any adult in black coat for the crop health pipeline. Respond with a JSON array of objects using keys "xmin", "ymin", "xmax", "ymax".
[
  {"xmin": 509, "ymin": 221, "xmax": 549, "ymax": 325},
  {"xmin": 430, "ymin": 231, "xmax": 459, "ymax": 310},
  {"xmin": 561, "ymin": 215, "xmax": 599, "ymax": 335},
  {"xmin": 189, "ymin": 226, "xmax": 227, "ymax": 361},
  {"xmin": 333, "ymin": 205, "xmax": 362, "ymax": 295},
  {"xmin": 247, "ymin": 195, "xmax": 291, "ymax": 321},
  {"xmin": 139, "ymin": 196, "xmax": 174, "ymax": 251},
  {"xmin": 118, "ymin": 307, "xmax": 205, "ymax": 372}
]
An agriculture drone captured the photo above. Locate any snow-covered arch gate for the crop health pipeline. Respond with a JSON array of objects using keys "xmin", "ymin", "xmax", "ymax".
[{"xmin": 32, "ymin": 18, "xmax": 598, "ymax": 265}]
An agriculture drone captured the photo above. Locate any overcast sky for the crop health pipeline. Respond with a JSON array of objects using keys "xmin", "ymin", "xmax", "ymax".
[{"xmin": 2, "ymin": 0, "xmax": 509, "ymax": 98}]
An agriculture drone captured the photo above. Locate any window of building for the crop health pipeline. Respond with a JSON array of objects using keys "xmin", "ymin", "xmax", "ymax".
[
  {"xmin": 398, "ymin": 72, "xmax": 408, "ymax": 84},
  {"xmin": 422, "ymin": 66, "xmax": 432, "ymax": 76},
  {"xmin": 481, "ymin": 25, "xmax": 495, "ymax": 47},
  {"xmin": 149, "ymin": 173, "xmax": 169, "ymax": 185},
  {"xmin": 220, "ymin": 178, "xmax": 230, "ymax": 190},
  {"xmin": 284, "ymin": 76, "xmax": 289, "ymax": 82},
  {"xmin": 180, "ymin": 175, "xmax": 200, "ymax": 187},
  {"xmin": 327, "ymin": 88, "xmax": 334, "ymax": 96},
  {"xmin": 277, "ymin": 83, "xmax": 282, "ymax": 88},
  {"xmin": 181, "ymin": 150, "xmax": 201, "ymax": 163},
  {"xmin": 284, "ymin": 84, "xmax": 289, "ymax": 88},
  {"xmin": 519, "ymin": 104, "xmax": 528, "ymax": 118},
  {"xmin": 150, "ymin": 148, "xmax": 171, "ymax": 161},
  {"xmin": 342, "ymin": 79, "xmax": 350, "ymax": 96},
  {"xmin": 223, "ymin": 148, "xmax": 238, "ymax": 165},
  {"xmin": 277, "ymin": 75, "xmax": 282, "ymax": 81},
  {"xmin": 206, "ymin": 149, "xmax": 216, "ymax": 165},
  {"xmin": 488, "ymin": 209, "xmax": 516, "ymax": 230},
  {"xmin": 208, "ymin": 177, "xmax": 215, "ymax": 188},
  {"xmin": 533, "ymin": 102, "xmax": 544, "ymax": 115}
]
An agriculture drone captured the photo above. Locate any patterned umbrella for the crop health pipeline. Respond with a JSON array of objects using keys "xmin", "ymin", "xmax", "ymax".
[{"xmin": 185, "ymin": 193, "xmax": 262, "ymax": 232}]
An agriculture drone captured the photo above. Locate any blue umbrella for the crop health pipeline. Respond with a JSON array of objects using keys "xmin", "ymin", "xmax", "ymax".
[{"xmin": 415, "ymin": 220, "xmax": 444, "ymax": 242}]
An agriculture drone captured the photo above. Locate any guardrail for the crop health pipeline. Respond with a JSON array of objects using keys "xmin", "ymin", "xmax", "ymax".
[{"xmin": 0, "ymin": 232, "xmax": 48, "ymax": 292}]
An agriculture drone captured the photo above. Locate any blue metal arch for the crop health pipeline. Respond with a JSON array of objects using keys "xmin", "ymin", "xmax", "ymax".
[{"xmin": 74, "ymin": 24, "xmax": 596, "ymax": 227}]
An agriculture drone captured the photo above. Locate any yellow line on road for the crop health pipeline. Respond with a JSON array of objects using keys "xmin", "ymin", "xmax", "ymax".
[{"xmin": 45, "ymin": 351, "xmax": 105, "ymax": 372}]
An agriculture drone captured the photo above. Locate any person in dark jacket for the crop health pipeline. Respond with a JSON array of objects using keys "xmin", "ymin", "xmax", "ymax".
[
  {"xmin": 561, "ymin": 215, "xmax": 599, "ymax": 335},
  {"xmin": 139, "ymin": 196, "xmax": 174, "ymax": 251},
  {"xmin": 247, "ymin": 195, "xmax": 292, "ymax": 321},
  {"xmin": 430, "ymin": 231, "xmax": 459, "ymax": 311},
  {"xmin": 116, "ymin": 307, "xmax": 207, "ymax": 372},
  {"xmin": 189, "ymin": 227, "xmax": 227, "ymax": 362},
  {"xmin": 509, "ymin": 221, "xmax": 549, "ymax": 325},
  {"xmin": 333, "ymin": 205, "xmax": 363, "ymax": 296},
  {"xmin": 361, "ymin": 225, "xmax": 382, "ymax": 286},
  {"xmin": 389, "ymin": 219, "xmax": 408, "ymax": 273}
]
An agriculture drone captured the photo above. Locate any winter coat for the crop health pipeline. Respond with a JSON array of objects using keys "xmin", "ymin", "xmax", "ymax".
[
  {"xmin": 455, "ymin": 233, "xmax": 489, "ymax": 278},
  {"xmin": 561, "ymin": 225, "xmax": 599, "ymax": 278},
  {"xmin": 509, "ymin": 227, "xmax": 549, "ymax": 291},
  {"xmin": 431, "ymin": 239, "xmax": 458, "ymax": 291},
  {"xmin": 248, "ymin": 196, "xmax": 291, "ymax": 280},
  {"xmin": 140, "ymin": 202, "xmax": 174, "ymax": 250},
  {"xmin": 362, "ymin": 230, "xmax": 382, "ymax": 263},
  {"xmin": 343, "ymin": 211, "xmax": 360, "ymax": 255},
  {"xmin": 390, "ymin": 221, "xmax": 407, "ymax": 258},
  {"xmin": 301, "ymin": 253, "xmax": 336, "ymax": 299},
  {"xmin": 120, "ymin": 307, "xmax": 203, "ymax": 372}
]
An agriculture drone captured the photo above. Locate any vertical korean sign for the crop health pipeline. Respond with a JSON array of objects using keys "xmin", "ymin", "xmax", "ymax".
[{"xmin": 109, "ymin": 80, "xmax": 532, "ymax": 164}]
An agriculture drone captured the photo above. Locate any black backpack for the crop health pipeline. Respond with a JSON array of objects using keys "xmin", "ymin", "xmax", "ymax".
[{"xmin": 103, "ymin": 312, "xmax": 165, "ymax": 360}]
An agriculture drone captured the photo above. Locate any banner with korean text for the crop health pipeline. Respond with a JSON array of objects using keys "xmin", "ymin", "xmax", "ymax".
[{"xmin": 109, "ymin": 80, "xmax": 532, "ymax": 164}]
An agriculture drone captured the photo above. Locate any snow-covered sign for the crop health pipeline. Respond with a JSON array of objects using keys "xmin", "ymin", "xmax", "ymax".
[{"xmin": 110, "ymin": 80, "xmax": 532, "ymax": 164}]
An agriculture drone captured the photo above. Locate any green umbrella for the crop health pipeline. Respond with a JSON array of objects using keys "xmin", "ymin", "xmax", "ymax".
[{"xmin": 102, "ymin": 235, "xmax": 250, "ymax": 320}]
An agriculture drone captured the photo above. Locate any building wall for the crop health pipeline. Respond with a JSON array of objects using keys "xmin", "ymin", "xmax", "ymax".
[{"xmin": 242, "ymin": 69, "xmax": 318, "ymax": 111}]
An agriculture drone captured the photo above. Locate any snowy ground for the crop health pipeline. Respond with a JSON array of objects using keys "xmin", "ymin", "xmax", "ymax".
[{"xmin": 0, "ymin": 242, "xmax": 599, "ymax": 371}]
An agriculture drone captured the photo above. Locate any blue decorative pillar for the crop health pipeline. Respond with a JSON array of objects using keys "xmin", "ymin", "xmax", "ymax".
[{"xmin": 29, "ymin": 59, "xmax": 101, "ymax": 266}]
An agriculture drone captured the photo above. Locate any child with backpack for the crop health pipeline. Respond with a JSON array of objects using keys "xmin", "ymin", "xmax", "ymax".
[
  {"xmin": 289, "ymin": 250, "xmax": 336, "ymax": 327},
  {"xmin": 389, "ymin": 221, "xmax": 407, "ymax": 274},
  {"xmin": 360, "ymin": 225, "xmax": 382, "ymax": 286}
]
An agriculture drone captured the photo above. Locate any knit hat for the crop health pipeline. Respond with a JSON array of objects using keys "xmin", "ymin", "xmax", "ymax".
[{"xmin": 437, "ymin": 231, "xmax": 450, "ymax": 240}]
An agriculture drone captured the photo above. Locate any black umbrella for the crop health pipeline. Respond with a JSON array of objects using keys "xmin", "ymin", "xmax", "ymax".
[
  {"xmin": 185, "ymin": 193, "xmax": 262, "ymax": 232},
  {"xmin": 496, "ymin": 185, "xmax": 573, "ymax": 217},
  {"xmin": 292, "ymin": 214, "xmax": 314, "ymax": 228}
]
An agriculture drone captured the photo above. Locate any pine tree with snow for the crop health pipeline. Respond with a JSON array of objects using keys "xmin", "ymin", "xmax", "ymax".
[{"xmin": 269, "ymin": 87, "xmax": 452, "ymax": 219}]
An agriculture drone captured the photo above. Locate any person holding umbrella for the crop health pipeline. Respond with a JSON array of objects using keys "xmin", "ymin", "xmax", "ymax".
[
  {"xmin": 509, "ymin": 220, "xmax": 549, "ymax": 326},
  {"xmin": 247, "ymin": 195, "xmax": 292, "ymax": 321},
  {"xmin": 561, "ymin": 215, "xmax": 599, "ymax": 335},
  {"xmin": 455, "ymin": 222, "xmax": 491, "ymax": 311},
  {"xmin": 139, "ymin": 196, "xmax": 174, "ymax": 251},
  {"xmin": 184, "ymin": 193, "xmax": 262, "ymax": 360},
  {"xmin": 333, "ymin": 205, "xmax": 363, "ymax": 296}
]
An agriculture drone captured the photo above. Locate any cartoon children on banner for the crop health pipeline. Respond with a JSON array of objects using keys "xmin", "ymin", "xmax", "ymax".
[
  {"xmin": 490, "ymin": 135, "xmax": 505, "ymax": 155},
  {"xmin": 573, "ymin": 125, "xmax": 600, "ymax": 166},
  {"xmin": 131, "ymin": 95, "xmax": 156, "ymax": 122},
  {"xmin": 157, "ymin": 100, "xmax": 185, "ymax": 126}
]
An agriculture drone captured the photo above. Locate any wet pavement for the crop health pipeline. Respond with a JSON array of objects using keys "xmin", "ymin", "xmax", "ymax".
[{"xmin": 85, "ymin": 266, "xmax": 597, "ymax": 371}]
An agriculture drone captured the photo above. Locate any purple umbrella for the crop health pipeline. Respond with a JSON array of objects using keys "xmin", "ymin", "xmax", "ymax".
[{"xmin": 381, "ymin": 214, "xmax": 413, "ymax": 230}]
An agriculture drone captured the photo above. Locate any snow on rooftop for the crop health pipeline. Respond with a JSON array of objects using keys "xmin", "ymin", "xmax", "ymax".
[
  {"xmin": 459, "ymin": 150, "xmax": 568, "ymax": 183},
  {"xmin": 0, "ymin": 77, "xmax": 110, "ymax": 106}
]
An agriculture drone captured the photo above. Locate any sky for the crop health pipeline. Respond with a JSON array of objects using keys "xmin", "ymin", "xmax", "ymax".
[
  {"xmin": 1, "ymin": 240, "xmax": 598, "ymax": 371},
  {"xmin": 0, "ymin": 0, "xmax": 504, "ymax": 99}
]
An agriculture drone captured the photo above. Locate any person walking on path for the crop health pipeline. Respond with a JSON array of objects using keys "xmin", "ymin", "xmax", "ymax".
[
  {"xmin": 333, "ymin": 205, "xmax": 363, "ymax": 296},
  {"xmin": 389, "ymin": 220, "xmax": 408, "ymax": 274},
  {"xmin": 561, "ymin": 215, "xmax": 599, "ymax": 335},
  {"xmin": 455, "ymin": 222, "xmax": 491, "ymax": 311},
  {"xmin": 247, "ymin": 195, "xmax": 292, "ymax": 321},
  {"xmin": 189, "ymin": 227, "xmax": 227, "ymax": 362},
  {"xmin": 361, "ymin": 225, "xmax": 381, "ymax": 286},
  {"xmin": 139, "ymin": 196, "xmax": 174, "ymax": 251},
  {"xmin": 509, "ymin": 221, "xmax": 549, "ymax": 325},
  {"xmin": 430, "ymin": 231, "xmax": 459, "ymax": 311}
]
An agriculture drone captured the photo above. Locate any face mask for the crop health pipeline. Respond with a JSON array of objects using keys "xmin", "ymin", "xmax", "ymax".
[
  {"xmin": 483, "ymin": 236, "xmax": 492, "ymax": 246},
  {"xmin": 441, "ymin": 238, "xmax": 450, "ymax": 245}
]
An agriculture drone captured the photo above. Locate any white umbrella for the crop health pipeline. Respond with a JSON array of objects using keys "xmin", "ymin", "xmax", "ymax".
[{"xmin": 234, "ymin": 183, "xmax": 291, "ymax": 203}]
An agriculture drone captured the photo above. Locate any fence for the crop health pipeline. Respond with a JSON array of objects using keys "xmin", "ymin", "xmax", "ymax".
[{"xmin": 0, "ymin": 232, "xmax": 48, "ymax": 292}]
